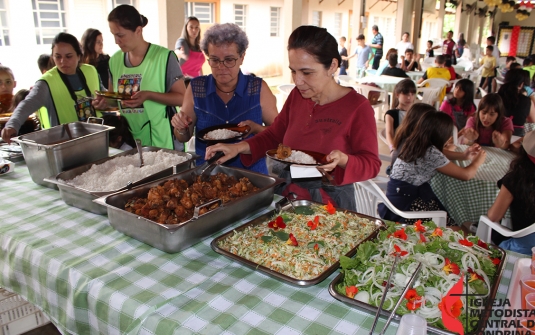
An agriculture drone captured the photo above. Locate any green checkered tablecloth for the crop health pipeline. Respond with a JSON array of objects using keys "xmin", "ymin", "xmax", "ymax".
[
  {"xmin": 430, "ymin": 145, "xmax": 514, "ymax": 225},
  {"xmin": 0, "ymin": 163, "xmax": 525, "ymax": 335}
]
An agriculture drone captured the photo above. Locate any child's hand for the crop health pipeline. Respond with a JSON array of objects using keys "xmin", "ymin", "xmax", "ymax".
[
  {"xmin": 492, "ymin": 131, "xmax": 508, "ymax": 148},
  {"xmin": 472, "ymin": 149, "xmax": 487, "ymax": 166},
  {"xmin": 463, "ymin": 128, "xmax": 479, "ymax": 143},
  {"xmin": 464, "ymin": 143, "xmax": 481, "ymax": 160}
]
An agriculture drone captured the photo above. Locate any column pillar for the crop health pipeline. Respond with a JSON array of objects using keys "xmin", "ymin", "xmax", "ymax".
[
  {"xmin": 413, "ymin": 0, "xmax": 424, "ymax": 51},
  {"xmin": 158, "ymin": 0, "xmax": 184, "ymax": 49},
  {"xmin": 395, "ymin": 0, "xmax": 413, "ymax": 43},
  {"xmin": 436, "ymin": 0, "xmax": 446, "ymax": 40},
  {"xmin": 282, "ymin": 0, "xmax": 303, "ymax": 82}
]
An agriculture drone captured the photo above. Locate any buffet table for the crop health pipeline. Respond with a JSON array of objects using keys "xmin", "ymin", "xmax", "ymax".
[
  {"xmin": 430, "ymin": 145, "xmax": 514, "ymax": 224},
  {"xmin": 0, "ymin": 162, "xmax": 526, "ymax": 335}
]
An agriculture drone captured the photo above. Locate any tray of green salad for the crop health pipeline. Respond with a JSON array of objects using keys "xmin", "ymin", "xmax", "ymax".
[{"xmin": 329, "ymin": 220, "xmax": 506, "ymax": 335}]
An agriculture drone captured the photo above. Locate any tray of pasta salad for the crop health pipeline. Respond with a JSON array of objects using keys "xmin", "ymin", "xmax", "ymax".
[
  {"xmin": 329, "ymin": 220, "xmax": 506, "ymax": 335},
  {"xmin": 211, "ymin": 199, "xmax": 383, "ymax": 286}
]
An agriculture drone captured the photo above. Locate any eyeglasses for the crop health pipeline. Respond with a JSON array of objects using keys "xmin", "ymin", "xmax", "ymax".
[{"xmin": 207, "ymin": 58, "xmax": 238, "ymax": 68}]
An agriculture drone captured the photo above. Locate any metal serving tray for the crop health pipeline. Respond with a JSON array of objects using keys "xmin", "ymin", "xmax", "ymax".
[
  {"xmin": 43, "ymin": 147, "xmax": 197, "ymax": 215},
  {"xmin": 94, "ymin": 165, "xmax": 284, "ymax": 253},
  {"xmin": 211, "ymin": 200, "xmax": 385, "ymax": 286},
  {"xmin": 328, "ymin": 241, "xmax": 507, "ymax": 335},
  {"xmin": 12, "ymin": 122, "xmax": 113, "ymax": 189}
]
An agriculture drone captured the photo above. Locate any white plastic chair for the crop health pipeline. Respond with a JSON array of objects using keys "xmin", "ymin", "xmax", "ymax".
[
  {"xmin": 478, "ymin": 86, "xmax": 488, "ymax": 97},
  {"xmin": 365, "ymin": 69, "xmax": 377, "ymax": 77},
  {"xmin": 416, "ymin": 86, "xmax": 442, "ymax": 109},
  {"xmin": 277, "ymin": 84, "xmax": 295, "ymax": 97},
  {"xmin": 354, "ymin": 180, "xmax": 447, "ymax": 227},
  {"xmin": 418, "ymin": 78, "xmax": 449, "ymax": 89},
  {"xmin": 476, "ymin": 215, "xmax": 535, "ymax": 244},
  {"xmin": 353, "ymin": 84, "xmax": 389, "ymax": 120},
  {"xmin": 452, "ymin": 126, "xmax": 459, "ymax": 145},
  {"xmin": 379, "ymin": 128, "xmax": 388, "ymax": 146},
  {"xmin": 338, "ymin": 75, "xmax": 356, "ymax": 87}
]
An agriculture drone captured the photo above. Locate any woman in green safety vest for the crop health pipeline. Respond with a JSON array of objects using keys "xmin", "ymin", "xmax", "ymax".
[
  {"xmin": 92, "ymin": 4, "xmax": 186, "ymax": 150},
  {"xmin": 1, "ymin": 33, "xmax": 101, "ymax": 143}
]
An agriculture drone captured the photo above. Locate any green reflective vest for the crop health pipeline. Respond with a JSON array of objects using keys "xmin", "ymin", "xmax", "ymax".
[
  {"xmin": 39, "ymin": 64, "xmax": 100, "ymax": 127},
  {"xmin": 109, "ymin": 44, "xmax": 174, "ymax": 149}
]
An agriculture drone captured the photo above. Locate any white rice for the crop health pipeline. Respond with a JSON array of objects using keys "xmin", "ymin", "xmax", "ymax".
[
  {"xmin": 282, "ymin": 150, "xmax": 317, "ymax": 164},
  {"xmin": 204, "ymin": 129, "xmax": 241, "ymax": 140},
  {"xmin": 64, "ymin": 150, "xmax": 188, "ymax": 192}
]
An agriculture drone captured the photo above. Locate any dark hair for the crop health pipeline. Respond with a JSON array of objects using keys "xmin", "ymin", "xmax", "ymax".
[
  {"xmin": 102, "ymin": 114, "xmax": 136, "ymax": 149},
  {"xmin": 475, "ymin": 93, "xmax": 505, "ymax": 131},
  {"xmin": 81, "ymin": 28, "xmax": 102, "ymax": 66},
  {"xmin": 486, "ymin": 45, "xmax": 494, "ymax": 52},
  {"xmin": 405, "ymin": 48, "xmax": 414, "ymax": 55},
  {"xmin": 108, "ymin": 5, "xmax": 148, "ymax": 32},
  {"xmin": 398, "ymin": 110, "xmax": 453, "ymax": 162},
  {"xmin": 506, "ymin": 145, "xmax": 535, "ymax": 207},
  {"xmin": 449, "ymin": 79, "xmax": 475, "ymax": 113},
  {"xmin": 393, "ymin": 103, "xmax": 435, "ymax": 150},
  {"xmin": 445, "ymin": 55, "xmax": 452, "ymax": 67},
  {"xmin": 506, "ymin": 56, "xmax": 516, "ymax": 63},
  {"xmin": 524, "ymin": 58, "xmax": 533, "ymax": 67},
  {"xmin": 498, "ymin": 68, "xmax": 528, "ymax": 111},
  {"xmin": 521, "ymin": 69, "xmax": 532, "ymax": 86},
  {"xmin": 356, "ymin": 34, "xmax": 365, "ymax": 40},
  {"xmin": 458, "ymin": 39, "xmax": 466, "ymax": 47},
  {"xmin": 0, "ymin": 65, "xmax": 15, "ymax": 80},
  {"xmin": 392, "ymin": 78, "xmax": 417, "ymax": 109},
  {"xmin": 287, "ymin": 25, "xmax": 341, "ymax": 70},
  {"xmin": 10, "ymin": 89, "xmax": 29, "ymax": 112},
  {"xmin": 511, "ymin": 62, "xmax": 522, "ymax": 69},
  {"xmin": 448, "ymin": 30, "xmax": 453, "ymax": 34},
  {"xmin": 435, "ymin": 55, "xmax": 446, "ymax": 65},
  {"xmin": 487, "ymin": 36, "xmax": 496, "ymax": 44},
  {"xmin": 385, "ymin": 48, "xmax": 398, "ymax": 60},
  {"xmin": 403, "ymin": 32, "xmax": 410, "ymax": 37},
  {"xmin": 181, "ymin": 16, "xmax": 201, "ymax": 51},
  {"xmin": 427, "ymin": 40, "xmax": 433, "ymax": 45},
  {"xmin": 388, "ymin": 53, "xmax": 398, "ymax": 67},
  {"xmin": 37, "ymin": 54, "xmax": 53, "ymax": 73},
  {"xmin": 51, "ymin": 32, "xmax": 83, "ymax": 57},
  {"xmin": 372, "ymin": 25, "xmax": 379, "ymax": 31},
  {"xmin": 340, "ymin": 36, "xmax": 346, "ymax": 41}
]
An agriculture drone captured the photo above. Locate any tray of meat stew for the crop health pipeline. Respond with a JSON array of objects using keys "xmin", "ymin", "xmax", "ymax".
[
  {"xmin": 211, "ymin": 199, "xmax": 384, "ymax": 286},
  {"xmin": 328, "ymin": 220, "xmax": 507, "ymax": 335}
]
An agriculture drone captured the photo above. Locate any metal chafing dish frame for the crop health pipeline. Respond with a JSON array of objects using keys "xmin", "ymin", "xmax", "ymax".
[
  {"xmin": 93, "ymin": 165, "xmax": 285, "ymax": 253},
  {"xmin": 211, "ymin": 199, "xmax": 385, "ymax": 286},
  {"xmin": 43, "ymin": 147, "xmax": 197, "ymax": 215}
]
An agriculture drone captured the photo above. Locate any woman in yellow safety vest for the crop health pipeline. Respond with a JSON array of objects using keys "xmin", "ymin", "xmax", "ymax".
[{"xmin": 1, "ymin": 32, "xmax": 101, "ymax": 143}]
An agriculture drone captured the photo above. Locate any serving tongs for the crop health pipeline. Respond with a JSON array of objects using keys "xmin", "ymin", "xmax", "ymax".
[
  {"xmin": 275, "ymin": 192, "xmax": 298, "ymax": 213},
  {"xmin": 369, "ymin": 257, "xmax": 423, "ymax": 335},
  {"xmin": 135, "ymin": 139, "xmax": 144, "ymax": 168}
]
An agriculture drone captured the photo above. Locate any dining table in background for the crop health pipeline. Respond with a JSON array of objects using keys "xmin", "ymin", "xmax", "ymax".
[
  {"xmin": 0, "ymin": 162, "xmax": 524, "ymax": 335},
  {"xmin": 406, "ymin": 71, "xmax": 424, "ymax": 81},
  {"xmin": 430, "ymin": 145, "xmax": 514, "ymax": 225}
]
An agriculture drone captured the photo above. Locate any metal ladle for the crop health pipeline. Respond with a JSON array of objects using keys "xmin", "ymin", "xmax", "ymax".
[{"xmin": 135, "ymin": 139, "xmax": 144, "ymax": 168}]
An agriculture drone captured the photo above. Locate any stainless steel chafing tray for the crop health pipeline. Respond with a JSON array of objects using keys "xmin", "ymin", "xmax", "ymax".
[
  {"xmin": 211, "ymin": 200, "xmax": 385, "ymax": 286},
  {"xmin": 43, "ymin": 147, "xmax": 197, "ymax": 215},
  {"xmin": 93, "ymin": 165, "xmax": 285, "ymax": 253},
  {"xmin": 12, "ymin": 122, "xmax": 113, "ymax": 189}
]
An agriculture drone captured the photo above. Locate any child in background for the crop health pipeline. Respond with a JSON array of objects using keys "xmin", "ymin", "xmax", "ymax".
[
  {"xmin": 480, "ymin": 46, "xmax": 497, "ymax": 93},
  {"xmin": 384, "ymin": 79, "xmax": 416, "ymax": 153},
  {"xmin": 487, "ymin": 130, "xmax": 535, "ymax": 255},
  {"xmin": 380, "ymin": 109, "xmax": 486, "ymax": 224},
  {"xmin": 343, "ymin": 34, "xmax": 374, "ymax": 78},
  {"xmin": 501, "ymin": 56, "xmax": 516, "ymax": 77},
  {"xmin": 425, "ymin": 40, "xmax": 435, "ymax": 58},
  {"xmin": 463, "ymin": 93, "xmax": 513, "ymax": 149},
  {"xmin": 440, "ymin": 79, "xmax": 476, "ymax": 129},
  {"xmin": 102, "ymin": 114, "xmax": 136, "ymax": 151},
  {"xmin": 338, "ymin": 36, "xmax": 348, "ymax": 76},
  {"xmin": 417, "ymin": 55, "xmax": 451, "ymax": 103},
  {"xmin": 0, "ymin": 66, "xmax": 16, "ymax": 113},
  {"xmin": 37, "ymin": 54, "xmax": 54, "ymax": 74},
  {"xmin": 401, "ymin": 49, "xmax": 421, "ymax": 72}
]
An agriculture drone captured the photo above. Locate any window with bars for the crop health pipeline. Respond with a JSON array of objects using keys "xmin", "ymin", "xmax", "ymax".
[
  {"xmin": 270, "ymin": 7, "xmax": 280, "ymax": 37},
  {"xmin": 334, "ymin": 13, "xmax": 342, "ymax": 37},
  {"xmin": 112, "ymin": 0, "xmax": 136, "ymax": 6},
  {"xmin": 32, "ymin": 0, "xmax": 67, "ymax": 45},
  {"xmin": 234, "ymin": 4, "xmax": 246, "ymax": 31},
  {"xmin": 0, "ymin": 0, "xmax": 9, "ymax": 46},
  {"xmin": 312, "ymin": 11, "xmax": 322, "ymax": 27},
  {"xmin": 185, "ymin": 2, "xmax": 214, "ymax": 24}
]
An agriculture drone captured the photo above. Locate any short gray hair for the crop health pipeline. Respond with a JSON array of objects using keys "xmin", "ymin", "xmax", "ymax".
[{"xmin": 201, "ymin": 23, "xmax": 249, "ymax": 56}]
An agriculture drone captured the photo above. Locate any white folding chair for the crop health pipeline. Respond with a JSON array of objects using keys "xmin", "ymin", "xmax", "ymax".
[
  {"xmin": 353, "ymin": 83, "xmax": 389, "ymax": 120},
  {"xmin": 478, "ymin": 86, "xmax": 488, "ymax": 97},
  {"xmin": 476, "ymin": 215, "xmax": 535, "ymax": 244},
  {"xmin": 418, "ymin": 78, "xmax": 449, "ymax": 89},
  {"xmin": 354, "ymin": 180, "xmax": 447, "ymax": 227},
  {"xmin": 338, "ymin": 75, "xmax": 356, "ymax": 87},
  {"xmin": 416, "ymin": 86, "xmax": 442, "ymax": 109},
  {"xmin": 277, "ymin": 84, "xmax": 295, "ymax": 97}
]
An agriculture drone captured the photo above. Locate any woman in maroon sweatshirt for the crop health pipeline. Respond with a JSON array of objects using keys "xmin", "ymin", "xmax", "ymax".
[{"xmin": 206, "ymin": 26, "xmax": 380, "ymax": 211}]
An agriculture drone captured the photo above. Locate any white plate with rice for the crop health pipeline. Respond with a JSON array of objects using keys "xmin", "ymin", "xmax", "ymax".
[
  {"xmin": 197, "ymin": 124, "xmax": 251, "ymax": 143},
  {"xmin": 266, "ymin": 148, "xmax": 332, "ymax": 166}
]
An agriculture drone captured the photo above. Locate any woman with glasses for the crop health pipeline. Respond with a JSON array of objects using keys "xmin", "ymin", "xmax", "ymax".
[
  {"xmin": 172, "ymin": 23, "xmax": 278, "ymax": 174},
  {"xmin": 204, "ymin": 26, "xmax": 381, "ymax": 211},
  {"xmin": 93, "ymin": 5, "xmax": 186, "ymax": 150}
]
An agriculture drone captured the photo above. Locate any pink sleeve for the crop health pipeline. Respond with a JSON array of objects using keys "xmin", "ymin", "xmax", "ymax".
[
  {"xmin": 465, "ymin": 116, "xmax": 476, "ymax": 130},
  {"xmin": 439, "ymin": 100, "xmax": 454, "ymax": 121},
  {"xmin": 500, "ymin": 116, "xmax": 514, "ymax": 132}
]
